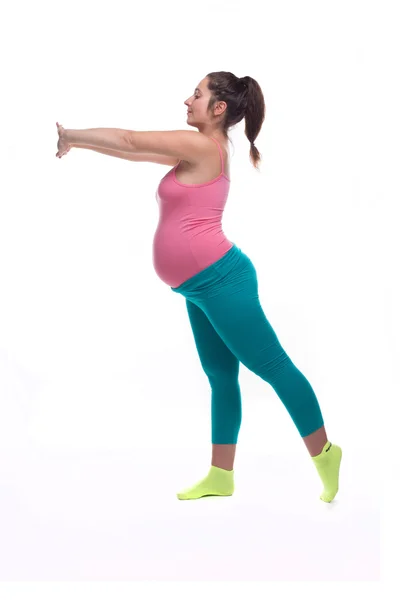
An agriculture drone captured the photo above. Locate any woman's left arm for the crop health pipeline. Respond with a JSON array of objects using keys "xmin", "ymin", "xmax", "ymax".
[{"xmin": 65, "ymin": 128, "xmax": 134, "ymax": 152}]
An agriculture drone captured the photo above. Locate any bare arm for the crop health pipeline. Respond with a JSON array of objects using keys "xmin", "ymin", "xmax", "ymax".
[{"xmin": 71, "ymin": 143, "xmax": 179, "ymax": 166}]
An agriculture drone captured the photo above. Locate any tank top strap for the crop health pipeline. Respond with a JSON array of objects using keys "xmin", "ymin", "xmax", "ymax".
[{"xmin": 209, "ymin": 137, "xmax": 225, "ymax": 176}]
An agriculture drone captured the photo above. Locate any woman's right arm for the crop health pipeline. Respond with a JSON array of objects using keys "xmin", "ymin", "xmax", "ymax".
[{"xmin": 71, "ymin": 144, "xmax": 179, "ymax": 166}]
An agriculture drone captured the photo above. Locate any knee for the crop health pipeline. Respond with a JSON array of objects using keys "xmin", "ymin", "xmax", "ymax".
[
  {"xmin": 205, "ymin": 362, "xmax": 240, "ymax": 383},
  {"xmin": 248, "ymin": 346, "xmax": 293, "ymax": 383}
]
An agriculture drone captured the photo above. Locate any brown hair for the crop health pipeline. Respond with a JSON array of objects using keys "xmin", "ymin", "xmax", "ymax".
[{"xmin": 206, "ymin": 71, "xmax": 266, "ymax": 170}]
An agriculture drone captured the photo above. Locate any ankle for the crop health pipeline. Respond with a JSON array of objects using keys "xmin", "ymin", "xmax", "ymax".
[
  {"xmin": 211, "ymin": 443, "xmax": 236, "ymax": 471},
  {"xmin": 211, "ymin": 461, "xmax": 234, "ymax": 471}
]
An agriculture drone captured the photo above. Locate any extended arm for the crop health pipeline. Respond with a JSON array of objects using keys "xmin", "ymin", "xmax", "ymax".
[
  {"xmin": 66, "ymin": 128, "xmax": 131, "ymax": 152},
  {"xmin": 71, "ymin": 143, "xmax": 178, "ymax": 166},
  {"xmin": 65, "ymin": 127, "xmax": 209, "ymax": 163}
]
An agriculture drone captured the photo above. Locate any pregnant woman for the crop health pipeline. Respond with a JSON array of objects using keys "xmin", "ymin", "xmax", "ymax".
[{"xmin": 56, "ymin": 71, "xmax": 342, "ymax": 503}]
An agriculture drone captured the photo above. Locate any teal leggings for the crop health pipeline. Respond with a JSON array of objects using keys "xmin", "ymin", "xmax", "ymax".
[{"xmin": 171, "ymin": 244, "xmax": 324, "ymax": 444}]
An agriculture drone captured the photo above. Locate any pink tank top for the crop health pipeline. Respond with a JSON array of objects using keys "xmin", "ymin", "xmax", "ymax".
[{"xmin": 152, "ymin": 136, "xmax": 234, "ymax": 287}]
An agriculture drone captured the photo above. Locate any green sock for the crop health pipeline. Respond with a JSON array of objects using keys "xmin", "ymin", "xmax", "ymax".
[
  {"xmin": 312, "ymin": 441, "xmax": 342, "ymax": 502},
  {"xmin": 177, "ymin": 465, "xmax": 234, "ymax": 500}
]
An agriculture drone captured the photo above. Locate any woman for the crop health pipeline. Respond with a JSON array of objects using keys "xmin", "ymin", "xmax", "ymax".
[{"xmin": 56, "ymin": 71, "xmax": 342, "ymax": 503}]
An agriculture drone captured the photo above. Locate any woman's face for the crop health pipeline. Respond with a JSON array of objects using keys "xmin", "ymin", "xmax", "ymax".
[{"xmin": 184, "ymin": 77, "xmax": 211, "ymax": 126}]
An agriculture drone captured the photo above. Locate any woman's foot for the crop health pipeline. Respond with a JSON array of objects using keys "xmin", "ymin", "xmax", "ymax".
[
  {"xmin": 177, "ymin": 465, "xmax": 234, "ymax": 500},
  {"xmin": 311, "ymin": 441, "xmax": 342, "ymax": 502}
]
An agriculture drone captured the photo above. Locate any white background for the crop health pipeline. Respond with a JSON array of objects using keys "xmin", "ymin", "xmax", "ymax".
[{"xmin": 0, "ymin": 0, "xmax": 397, "ymax": 592}]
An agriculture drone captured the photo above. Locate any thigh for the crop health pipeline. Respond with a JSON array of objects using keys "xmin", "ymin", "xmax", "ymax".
[
  {"xmin": 185, "ymin": 299, "xmax": 240, "ymax": 378},
  {"xmin": 197, "ymin": 264, "xmax": 287, "ymax": 376}
]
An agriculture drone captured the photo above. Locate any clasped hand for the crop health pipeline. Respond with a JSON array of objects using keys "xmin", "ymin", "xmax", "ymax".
[{"xmin": 56, "ymin": 122, "xmax": 71, "ymax": 159}]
